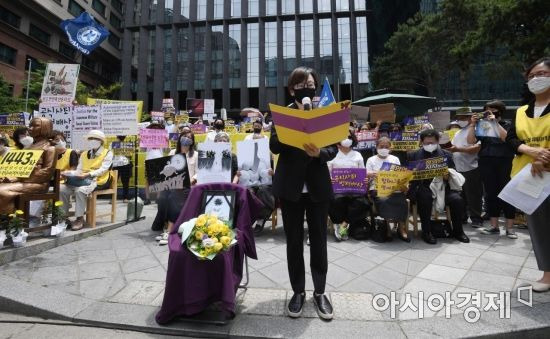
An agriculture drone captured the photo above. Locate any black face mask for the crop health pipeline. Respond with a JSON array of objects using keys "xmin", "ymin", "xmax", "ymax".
[
  {"xmin": 253, "ymin": 127, "xmax": 262, "ymax": 134},
  {"xmin": 294, "ymin": 88, "xmax": 316, "ymax": 104},
  {"xmin": 214, "ymin": 123, "xmax": 224, "ymax": 130}
]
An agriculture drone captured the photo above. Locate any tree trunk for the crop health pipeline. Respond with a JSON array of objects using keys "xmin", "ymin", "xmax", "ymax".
[{"xmin": 459, "ymin": 69, "xmax": 469, "ymax": 105}]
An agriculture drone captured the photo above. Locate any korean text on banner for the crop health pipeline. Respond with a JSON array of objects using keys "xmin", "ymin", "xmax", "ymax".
[
  {"xmin": 87, "ymin": 98, "xmax": 143, "ymax": 122},
  {"xmin": 0, "ymin": 150, "xmax": 44, "ymax": 178},
  {"xmin": 376, "ymin": 163, "xmax": 413, "ymax": 197},
  {"xmin": 407, "ymin": 156, "xmax": 449, "ymax": 180},
  {"xmin": 369, "ymin": 103, "xmax": 395, "ymax": 123},
  {"xmin": 102, "ymin": 103, "xmax": 139, "ymax": 136},
  {"xmin": 40, "ymin": 63, "xmax": 80, "ymax": 104},
  {"xmin": 71, "ymin": 105, "xmax": 102, "ymax": 150},
  {"xmin": 269, "ymin": 100, "xmax": 350, "ymax": 150},
  {"xmin": 38, "ymin": 103, "xmax": 73, "ymax": 144},
  {"xmin": 390, "ymin": 132, "xmax": 420, "ymax": 151},
  {"xmin": 331, "ymin": 168, "xmax": 367, "ymax": 194},
  {"xmin": 355, "ymin": 131, "xmax": 378, "ymax": 151},
  {"xmin": 139, "ymin": 128, "xmax": 168, "ymax": 149}
]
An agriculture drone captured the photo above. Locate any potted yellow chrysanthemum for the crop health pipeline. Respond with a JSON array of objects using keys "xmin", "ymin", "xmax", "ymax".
[{"xmin": 9, "ymin": 210, "xmax": 28, "ymax": 247}]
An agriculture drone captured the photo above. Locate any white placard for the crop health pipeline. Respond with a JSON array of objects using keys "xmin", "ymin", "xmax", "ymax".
[
  {"xmin": 204, "ymin": 99, "xmax": 215, "ymax": 114},
  {"xmin": 197, "ymin": 142, "xmax": 232, "ymax": 184},
  {"xmin": 38, "ymin": 103, "xmax": 73, "ymax": 144},
  {"xmin": 71, "ymin": 105, "xmax": 102, "ymax": 151},
  {"xmin": 236, "ymin": 138, "xmax": 272, "ymax": 186},
  {"xmin": 40, "ymin": 63, "xmax": 80, "ymax": 104},
  {"xmin": 101, "ymin": 103, "xmax": 138, "ymax": 136}
]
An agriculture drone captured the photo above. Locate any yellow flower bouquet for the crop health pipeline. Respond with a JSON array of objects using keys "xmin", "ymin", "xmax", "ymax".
[{"xmin": 178, "ymin": 214, "xmax": 237, "ymax": 260}]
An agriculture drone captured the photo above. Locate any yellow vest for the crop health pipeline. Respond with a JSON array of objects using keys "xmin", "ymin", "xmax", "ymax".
[
  {"xmin": 511, "ymin": 105, "xmax": 550, "ymax": 177},
  {"xmin": 81, "ymin": 148, "xmax": 110, "ymax": 186},
  {"xmin": 56, "ymin": 149, "xmax": 73, "ymax": 171}
]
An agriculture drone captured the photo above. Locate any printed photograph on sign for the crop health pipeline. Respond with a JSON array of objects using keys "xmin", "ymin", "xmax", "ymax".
[
  {"xmin": 145, "ymin": 154, "xmax": 190, "ymax": 193},
  {"xmin": 197, "ymin": 142, "xmax": 232, "ymax": 184},
  {"xmin": 236, "ymin": 139, "xmax": 272, "ymax": 187},
  {"xmin": 40, "ymin": 63, "xmax": 80, "ymax": 104}
]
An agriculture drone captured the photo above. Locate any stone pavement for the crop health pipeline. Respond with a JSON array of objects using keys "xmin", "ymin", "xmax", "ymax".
[{"xmin": 1, "ymin": 203, "xmax": 550, "ymax": 338}]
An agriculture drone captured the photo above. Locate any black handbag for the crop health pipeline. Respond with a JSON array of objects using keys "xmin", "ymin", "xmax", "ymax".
[
  {"xmin": 430, "ymin": 219, "xmax": 452, "ymax": 238},
  {"xmin": 371, "ymin": 218, "xmax": 391, "ymax": 243}
]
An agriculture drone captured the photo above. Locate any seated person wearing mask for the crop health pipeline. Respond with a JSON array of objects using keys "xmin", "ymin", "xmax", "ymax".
[
  {"xmin": 245, "ymin": 119, "xmax": 268, "ymax": 140},
  {"xmin": 51, "ymin": 130, "xmax": 78, "ymax": 172},
  {"xmin": 328, "ymin": 133, "xmax": 370, "ymax": 241},
  {"xmin": 60, "ymin": 130, "xmax": 113, "ymax": 231},
  {"xmin": 0, "ymin": 135, "xmax": 10, "ymax": 159},
  {"xmin": 12, "ymin": 127, "xmax": 32, "ymax": 150},
  {"xmin": 407, "ymin": 129, "xmax": 469, "ymax": 245}
]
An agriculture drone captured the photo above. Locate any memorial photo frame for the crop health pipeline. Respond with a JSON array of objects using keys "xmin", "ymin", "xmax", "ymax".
[{"xmin": 200, "ymin": 190, "xmax": 237, "ymax": 228}]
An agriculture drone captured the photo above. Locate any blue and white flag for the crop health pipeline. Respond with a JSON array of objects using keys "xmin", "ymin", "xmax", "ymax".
[
  {"xmin": 60, "ymin": 12, "xmax": 109, "ymax": 55},
  {"xmin": 318, "ymin": 77, "xmax": 336, "ymax": 107}
]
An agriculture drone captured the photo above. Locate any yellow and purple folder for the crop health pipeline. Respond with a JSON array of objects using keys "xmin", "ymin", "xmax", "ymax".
[{"xmin": 269, "ymin": 100, "xmax": 351, "ymax": 150}]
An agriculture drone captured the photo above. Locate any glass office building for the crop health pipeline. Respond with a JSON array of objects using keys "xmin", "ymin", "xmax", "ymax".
[{"xmin": 121, "ymin": 0, "xmax": 369, "ymax": 114}]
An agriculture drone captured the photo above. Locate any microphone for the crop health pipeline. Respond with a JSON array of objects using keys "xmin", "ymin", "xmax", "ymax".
[{"xmin": 302, "ymin": 97, "xmax": 312, "ymax": 111}]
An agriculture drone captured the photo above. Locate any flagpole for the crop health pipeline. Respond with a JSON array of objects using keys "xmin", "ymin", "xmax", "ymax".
[{"xmin": 25, "ymin": 58, "xmax": 32, "ymax": 113}]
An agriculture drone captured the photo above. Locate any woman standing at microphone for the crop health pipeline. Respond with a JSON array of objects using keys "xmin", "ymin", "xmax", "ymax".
[{"xmin": 270, "ymin": 66, "xmax": 337, "ymax": 320}]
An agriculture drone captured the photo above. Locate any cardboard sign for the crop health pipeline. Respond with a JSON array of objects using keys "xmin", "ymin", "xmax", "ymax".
[
  {"xmin": 102, "ymin": 103, "xmax": 139, "ymax": 136},
  {"xmin": 376, "ymin": 163, "xmax": 413, "ymax": 197},
  {"xmin": 145, "ymin": 154, "xmax": 190, "ymax": 193},
  {"xmin": 331, "ymin": 168, "xmax": 368, "ymax": 194},
  {"xmin": 355, "ymin": 131, "xmax": 378, "ymax": 151},
  {"xmin": 139, "ymin": 128, "xmax": 168, "ymax": 148},
  {"xmin": 427, "ymin": 111, "xmax": 451, "ymax": 132},
  {"xmin": 40, "ymin": 63, "xmax": 80, "ymax": 104},
  {"xmin": 236, "ymin": 139, "xmax": 272, "ymax": 187},
  {"xmin": 0, "ymin": 150, "xmax": 44, "ymax": 178},
  {"xmin": 390, "ymin": 132, "xmax": 420, "ymax": 151},
  {"xmin": 350, "ymin": 105, "xmax": 370, "ymax": 122},
  {"xmin": 197, "ymin": 142, "xmax": 232, "ymax": 184},
  {"xmin": 269, "ymin": 100, "xmax": 351, "ymax": 150},
  {"xmin": 407, "ymin": 156, "xmax": 449, "ymax": 180},
  {"xmin": 369, "ymin": 103, "xmax": 395, "ymax": 123}
]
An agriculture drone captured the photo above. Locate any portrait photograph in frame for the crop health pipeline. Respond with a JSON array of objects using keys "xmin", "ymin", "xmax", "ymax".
[{"xmin": 200, "ymin": 190, "xmax": 237, "ymax": 227}]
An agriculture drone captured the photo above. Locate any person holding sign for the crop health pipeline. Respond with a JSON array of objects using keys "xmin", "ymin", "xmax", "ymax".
[
  {"xmin": 270, "ymin": 66, "xmax": 336, "ymax": 320},
  {"xmin": 60, "ymin": 130, "xmax": 113, "ymax": 231},
  {"xmin": 366, "ymin": 137, "xmax": 410, "ymax": 242},
  {"xmin": 0, "ymin": 118, "xmax": 57, "ymax": 214},
  {"xmin": 407, "ymin": 129, "xmax": 469, "ymax": 245},
  {"xmin": 327, "ymin": 132, "xmax": 370, "ymax": 241}
]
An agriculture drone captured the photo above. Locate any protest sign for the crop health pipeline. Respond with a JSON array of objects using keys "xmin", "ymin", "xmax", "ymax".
[
  {"xmin": 87, "ymin": 98, "xmax": 143, "ymax": 122},
  {"xmin": 390, "ymin": 132, "xmax": 420, "ymax": 151},
  {"xmin": 350, "ymin": 105, "xmax": 369, "ymax": 122},
  {"xmin": 0, "ymin": 150, "xmax": 43, "ymax": 178},
  {"xmin": 197, "ymin": 142, "xmax": 232, "ymax": 184},
  {"xmin": 0, "ymin": 113, "xmax": 26, "ymax": 126},
  {"xmin": 240, "ymin": 122, "xmax": 253, "ymax": 133},
  {"xmin": 0, "ymin": 125, "xmax": 20, "ymax": 146},
  {"xmin": 151, "ymin": 111, "xmax": 165, "ymax": 124},
  {"xmin": 145, "ymin": 154, "xmax": 190, "ymax": 193},
  {"xmin": 169, "ymin": 133, "xmax": 179, "ymax": 148},
  {"xmin": 40, "ymin": 63, "xmax": 80, "ymax": 104},
  {"xmin": 111, "ymin": 141, "xmax": 135, "ymax": 157},
  {"xmin": 236, "ymin": 139, "xmax": 272, "ymax": 187},
  {"xmin": 269, "ymin": 100, "xmax": 350, "ymax": 150},
  {"xmin": 407, "ymin": 156, "xmax": 449, "ymax": 180},
  {"xmin": 191, "ymin": 124, "xmax": 208, "ymax": 134},
  {"xmin": 475, "ymin": 119, "xmax": 500, "ymax": 138},
  {"xmin": 71, "ymin": 105, "xmax": 102, "ymax": 150},
  {"xmin": 175, "ymin": 114, "xmax": 189, "ymax": 124},
  {"xmin": 369, "ymin": 103, "xmax": 395, "ymax": 123},
  {"xmin": 226, "ymin": 125, "xmax": 238, "ymax": 134},
  {"xmin": 38, "ymin": 103, "xmax": 73, "ymax": 144},
  {"xmin": 139, "ymin": 128, "xmax": 168, "ymax": 149},
  {"xmin": 204, "ymin": 99, "xmax": 215, "ymax": 114},
  {"xmin": 427, "ymin": 111, "xmax": 451, "ymax": 132},
  {"xmin": 102, "ymin": 103, "xmax": 139, "ymax": 136},
  {"xmin": 376, "ymin": 163, "xmax": 413, "ymax": 197},
  {"xmin": 331, "ymin": 168, "xmax": 367, "ymax": 195},
  {"xmin": 355, "ymin": 131, "xmax": 378, "ymax": 151}
]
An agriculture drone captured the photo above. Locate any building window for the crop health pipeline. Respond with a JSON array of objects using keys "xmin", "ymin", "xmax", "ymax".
[
  {"xmin": 266, "ymin": 0, "xmax": 277, "ymax": 16},
  {"xmin": 338, "ymin": 17, "xmax": 351, "ymax": 84},
  {"xmin": 59, "ymin": 41, "xmax": 76, "ymax": 59},
  {"xmin": 248, "ymin": 0, "xmax": 258, "ymax": 16},
  {"xmin": 228, "ymin": 24, "xmax": 241, "ymax": 88},
  {"xmin": 68, "ymin": 0, "xmax": 84, "ymax": 17},
  {"xmin": 112, "ymin": 0, "xmax": 124, "ymax": 14},
  {"xmin": 247, "ymin": 23, "xmax": 259, "ymax": 88},
  {"xmin": 318, "ymin": 0, "xmax": 331, "ymax": 12},
  {"xmin": 177, "ymin": 27, "xmax": 188, "ymax": 90},
  {"xmin": 29, "ymin": 24, "xmax": 50, "ymax": 46},
  {"xmin": 281, "ymin": 0, "xmax": 294, "ymax": 14},
  {"xmin": 110, "ymin": 13, "xmax": 122, "ymax": 29},
  {"xmin": 211, "ymin": 25, "xmax": 223, "ymax": 89},
  {"xmin": 355, "ymin": 0, "xmax": 366, "ymax": 10},
  {"xmin": 299, "ymin": 0, "xmax": 313, "ymax": 13},
  {"xmin": 336, "ymin": 0, "xmax": 349, "ymax": 11},
  {"xmin": 214, "ymin": 0, "xmax": 224, "ymax": 19},
  {"xmin": 134, "ymin": 0, "xmax": 141, "ymax": 24},
  {"xmin": 165, "ymin": 0, "xmax": 173, "ymax": 21},
  {"xmin": 180, "ymin": 0, "xmax": 189, "ymax": 19},
  {"xmin": 356, "ymin": 16, "xmax": 369, "ymax": 83},
  {"xmin": 0, "ymin": 5, "xmax": 21, "ymax": 28},
  {"xmin": 163, "ymin": 29, "xmax": 172, "ymax": 91},
  {"xmin": 319, "ymin": 18, "xmax": 333, "ymax": 83},
  {"xmin": 283, "ymin": 20, "xmax": 295, "ymax": 83},
  {"xmin": 301, "ymin": 19, "xmax": 314, "ymax": 70},
  {"xmin": 265, "ymin": 21, "xmax": 277, "ymax": 87},
  {"xmin": 108, "ymin": 32, "xmax": 120, "ymax": 49},
  {"xmin": 0, "ymin": 43, "xmax": 17, "ymax": 65},
  {"xmin": 147, "ymin": 30, "xmax": 155, "ymax": 78},
  {"xmin": 194, "ymin": 26, "xmax": 206, "ymax": 88},
  {"xmin": 231, "ymin": 0, "xmax": 241, "ymax": 18},
  {"xmin": 149, "ymin": 0, "xmax": 157, "ymax": 24},
  {"xmin": 197, "ymin": 2, "xmax": 206, "ymax": 20},
  {"xmin": 131, "ymin": 31, "xmax": 139, "ymax": 69},
  {"xmin": 82, "ymin": 55, "xmax": 96, "ymax": 70},
  {"xmin": 92, "ymin": 0, "xmax": 106, "ymax": 16}
]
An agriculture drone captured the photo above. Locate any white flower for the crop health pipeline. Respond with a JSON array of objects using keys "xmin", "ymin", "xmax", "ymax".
[{"xmin": 202, "ymin": 238, "xmax": 215, "ymax": 248}]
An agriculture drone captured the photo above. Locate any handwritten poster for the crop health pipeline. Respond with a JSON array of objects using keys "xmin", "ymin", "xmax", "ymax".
[
  {"xmin": 102, "ymin": 103, "xmax": 138, "ymax": 136},
  {"xmin": 331, "ymin": 168, "xmax": 367, "ymax": 194},
  {"xmin": 40, "ymin": 63, "xmax": 80, "ymax": 104},
  {"xmin": 376, "ymin": 163, "xmax": 413, "ymax": 197},
  {"xmin": 38, "ymin": 103, "xmax": 73, "ymax": 144},
  {"xmin": 139, "ymin": 128, "xmax": 168, "ymax": 149}
]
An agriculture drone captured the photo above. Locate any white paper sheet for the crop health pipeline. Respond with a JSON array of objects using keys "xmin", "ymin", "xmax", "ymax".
[{"xmin": 498, "ymin": 164, "xmax": 550, "ymax": 215}]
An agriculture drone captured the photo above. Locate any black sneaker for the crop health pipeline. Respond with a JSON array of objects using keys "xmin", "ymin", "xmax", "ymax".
[
  {"xmin": 422, "ymin": 232, "xmax": 437, "ymax": 245},
  {"xmin": 287, "ymin": 292, "xmax": 305, "ymax": 318},
  {"xmin": 313, "ymin": 293, "xmax": 333, "ymax": 320}
]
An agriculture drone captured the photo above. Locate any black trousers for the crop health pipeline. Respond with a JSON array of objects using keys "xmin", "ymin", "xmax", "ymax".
[
  {"xmin": 329, "ymin": 195, "xmax": 370, "ymax": 231},
  {"xmin": 116, "ymin": 163, "xmax": 132, "ymax": 200},
  {"xmin": 460, "ymin": 168, "xmax": 483, "ymax": 223},
  {"xmin": 151, "ymin": 188, "xmax": 190, "ymax": 231},
  {"xmin": 415, "ymin": 185, "xmax": 464, "ymax": 236},
  {"xmin": 280, "ymin": 194, "xmax": 328, "ymax": 295},
  {"xmin": 478, "ymin": 157, "xmax": 515, "ymax": 219},
  {"xmin": 249, "ymin": 185, "xmax": 275, "ymax": 221}
]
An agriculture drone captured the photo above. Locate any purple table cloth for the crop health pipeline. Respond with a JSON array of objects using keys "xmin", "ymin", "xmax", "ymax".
[{"xmin": 155, "ymin": 183, "xmax": 263, "ymax": 324}]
